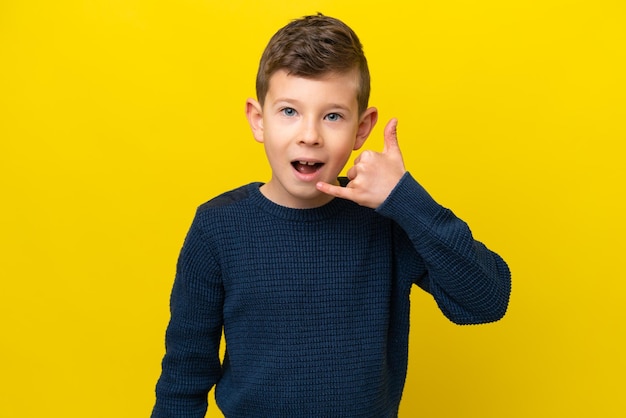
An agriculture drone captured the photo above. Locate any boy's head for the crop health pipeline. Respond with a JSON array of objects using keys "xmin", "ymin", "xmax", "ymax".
[
  {"xmin": 256, "ymin": 14, "xmax": 371, "ymax": 115},
  {"xmin": 247, "ymin": 14, "xmax": 378, "ymax": 209}
]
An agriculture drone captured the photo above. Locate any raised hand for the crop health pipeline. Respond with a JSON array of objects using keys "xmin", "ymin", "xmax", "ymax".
[{"xmin": 316, "ymin": 118, "xmax": 406, "ymax": 209}]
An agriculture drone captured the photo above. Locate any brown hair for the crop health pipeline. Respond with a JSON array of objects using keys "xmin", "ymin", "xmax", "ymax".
[{"xmin": 256, "ymin": 14, "xmax": 371, "ymax": 114}]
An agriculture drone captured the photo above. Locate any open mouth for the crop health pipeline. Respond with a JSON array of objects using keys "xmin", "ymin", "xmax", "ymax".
[{"xmin": 291, "ymin": 160, "xmax": 324, "ymax": 175}]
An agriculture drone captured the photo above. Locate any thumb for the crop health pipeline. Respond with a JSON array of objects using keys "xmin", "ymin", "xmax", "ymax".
[{"xmin": 382, "ymin": 118, "xmax": 400, "ymax": 154}]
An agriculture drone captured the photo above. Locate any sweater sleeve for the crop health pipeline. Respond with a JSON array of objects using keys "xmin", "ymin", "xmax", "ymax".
[
  {"xmin": 376, "ymin": 172, "xmax": 511, "ymax": 325},
  {"xmin": 152, "ymin": 214, "xmax": 224, "ymax": 417}
]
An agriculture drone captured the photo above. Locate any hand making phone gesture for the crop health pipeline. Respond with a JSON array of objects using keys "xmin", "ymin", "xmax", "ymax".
[{"xmin": 317, "ymin": 118, "xmax": 406, "ymax": 209}]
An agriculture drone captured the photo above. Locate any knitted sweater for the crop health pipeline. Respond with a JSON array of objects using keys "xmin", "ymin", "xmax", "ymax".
[{"xmin": 152, "ymin": 172, "xmax": 511, "ymax": 418}]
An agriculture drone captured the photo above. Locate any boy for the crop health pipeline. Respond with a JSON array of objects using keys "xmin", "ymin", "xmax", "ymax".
[{"xmin": 152, "ymin": 14, "xmax": 511, "ymax": 418}]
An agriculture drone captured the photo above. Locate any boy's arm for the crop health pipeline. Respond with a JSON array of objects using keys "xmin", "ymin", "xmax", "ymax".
[
  {"xmin": 317, "ymin": 119, "xmax": 511, "ymax": 324},
  {"xmin": 378, "ymin": 172, "xmax": 511, "ymax": 324},
  {"xmin": 152, "ymin": 217, "xmax": 224, "ymax": 417}
]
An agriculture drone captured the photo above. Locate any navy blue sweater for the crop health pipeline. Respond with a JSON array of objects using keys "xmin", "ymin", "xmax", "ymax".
[{"xmin": 152, "ymin": 173, "xmax": 511, "ymax": 417}]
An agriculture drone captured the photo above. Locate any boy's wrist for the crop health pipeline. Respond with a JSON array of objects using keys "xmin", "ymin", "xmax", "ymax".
[{"xmin": 376, "ymin": 172, "xmax": 444, "ymax": 229}]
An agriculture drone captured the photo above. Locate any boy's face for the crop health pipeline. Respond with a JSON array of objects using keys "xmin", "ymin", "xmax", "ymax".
[{"xmin": 246, "ymin": 69, "xmax": 377, "ymax": 209}]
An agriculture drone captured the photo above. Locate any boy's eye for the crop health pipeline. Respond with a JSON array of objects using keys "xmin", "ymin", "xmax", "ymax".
[
  {"xmin": 281, "ymin": 107, "xmax": 297, "ymax": 117},
  {"xmin": 325, "ymin": 113, "xmax": 342, "ymax": 122}
]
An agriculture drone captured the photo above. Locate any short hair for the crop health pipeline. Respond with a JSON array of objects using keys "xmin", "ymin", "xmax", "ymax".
[{"xmin": 256, "ymin": 14, "xmax": 371, "ymax": 114}]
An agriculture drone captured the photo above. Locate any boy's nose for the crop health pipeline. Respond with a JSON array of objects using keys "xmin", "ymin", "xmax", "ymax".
[{"xmin": 299, "ymin": 121, "xmax": 323, "ymax": 146}]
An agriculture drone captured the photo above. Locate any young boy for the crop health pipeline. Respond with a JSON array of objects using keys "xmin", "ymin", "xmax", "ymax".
[{"xmin": 152, "ymin": 14, "xmax": 511, "ymax": 418}]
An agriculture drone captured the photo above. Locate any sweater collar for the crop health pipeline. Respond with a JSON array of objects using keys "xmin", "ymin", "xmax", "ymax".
[{"xmin": 247, "ymin": 181, "xmax": 351, "ymax": 222}]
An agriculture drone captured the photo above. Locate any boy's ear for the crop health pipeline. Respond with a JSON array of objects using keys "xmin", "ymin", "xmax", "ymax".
[
  {"xmin": 245, "ymin": 98, "xmax": 264, "ymax": 143},
  {"xmin": 353, "ymin": 107, "xmax": 378, "ymax": 150}
]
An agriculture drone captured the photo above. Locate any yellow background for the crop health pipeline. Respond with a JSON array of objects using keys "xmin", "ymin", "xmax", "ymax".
[{"xmin": 1, "ymin": 1, "xmax": 624, "ymax": 417}]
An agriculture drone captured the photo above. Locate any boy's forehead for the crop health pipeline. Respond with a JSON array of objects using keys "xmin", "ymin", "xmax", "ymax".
[{"xmin": 266, "ymin": 69, "xmax": 360, "ymax": 103}]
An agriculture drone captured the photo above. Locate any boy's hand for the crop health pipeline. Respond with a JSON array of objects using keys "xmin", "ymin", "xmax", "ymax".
[{"xmin": 317, "ymin": 118, "xmax": 406, "ymax": 209}]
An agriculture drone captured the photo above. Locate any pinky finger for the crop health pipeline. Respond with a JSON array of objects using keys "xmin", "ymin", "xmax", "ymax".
[{"xmin": 316, "ymin": 181, "xmax": 351, "ymax": 200}]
